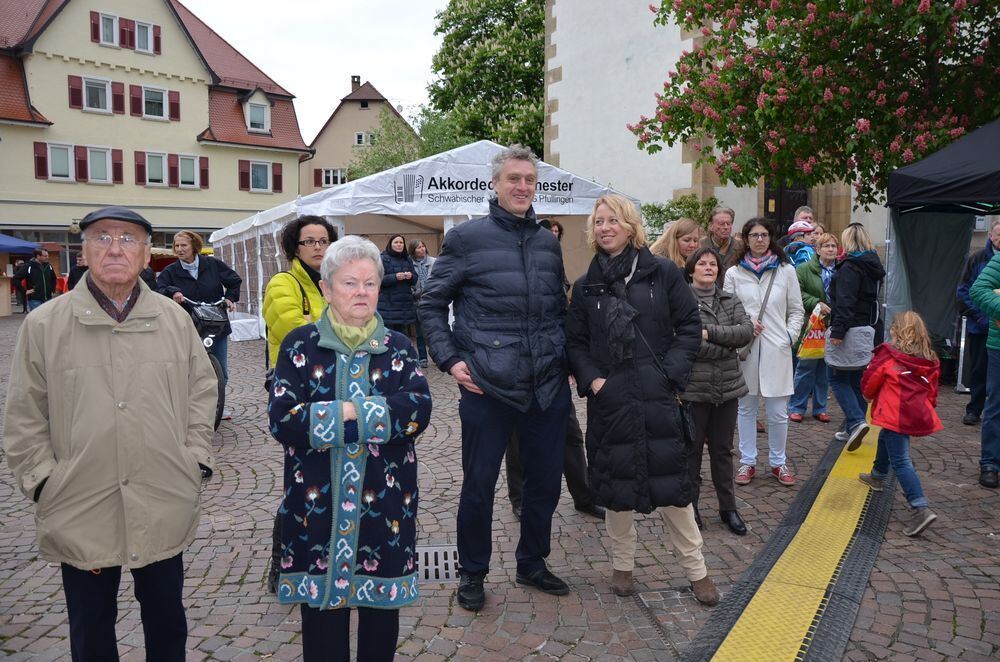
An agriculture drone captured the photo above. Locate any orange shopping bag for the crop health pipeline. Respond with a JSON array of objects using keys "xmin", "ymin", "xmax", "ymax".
[{"xmin": 797, "ymin": 303, "xmax": 827, "ymax": 359}]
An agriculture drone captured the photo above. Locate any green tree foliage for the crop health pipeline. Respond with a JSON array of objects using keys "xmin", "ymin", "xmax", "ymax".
[
  {"xmin": 348, "ymin": 106, "xmax": 477, "ymax": 180},
  {"xmin": 428, "ymin": 0, "xmax": 545, "ymax": 155},
  {"xmin": 632, "ymin": 1, "xmax": 999, "ymax": 207},
  {"xmin": 642, "ymin": 194, "xmax": 720, "ymax": 237}
]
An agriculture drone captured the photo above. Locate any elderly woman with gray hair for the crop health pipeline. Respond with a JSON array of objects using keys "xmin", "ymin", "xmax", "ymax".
[{"xmin": 268, "ymin": 235, "xmax": 432, "ymax": 661}]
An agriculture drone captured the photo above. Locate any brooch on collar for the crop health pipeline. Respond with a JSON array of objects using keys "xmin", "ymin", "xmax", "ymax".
[{"xmin": 369, "ymin": 339, "xmax": 379, "ymax": 348}]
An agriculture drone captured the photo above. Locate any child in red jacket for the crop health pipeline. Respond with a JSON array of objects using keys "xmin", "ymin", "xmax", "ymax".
[{"xmin": 854, "ymin": 311, "xmax": 942, "ymax": 537}]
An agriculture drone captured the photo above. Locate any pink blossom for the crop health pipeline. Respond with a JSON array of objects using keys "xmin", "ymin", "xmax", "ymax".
[
  {"xmin": 334, "ymin": 578, "xmax": 349, "ymax": 589},
  {"xmin": 316, "ymin": 556, "xmax": 328, "ymax": 571},
  {"xmin": 648, "ymin": 3, "xmax": 658, "ymax": 12},
  {"xmin": 309, "ymin": 581, "xmax": 320, "ymax": 598},
  {"xmin": 954, "ymin": 0, "xmax": 967, "ymax": 9},
  {"xmin": 856, "ymin": 118, "xmax": 871, "ymax": 133},
  {"xmin": 767, "ymin": 16, "xmax": 777, "ymax": 31},
  {"xmin": 363, "ymin": 559, "xmax": 379, "ymax": 572},
  {"xmin": 762, "ymin": 69, "xmax": 773, "ymax": 81},
  {"xmin": 902, "ymin": 149, "xmax": 915, "ymax": 163},
  {"xmin": 770, "ymin": 0, "xmax": 780, "ymax": 9},
  {"xmin": 812, "ymin": 65, "xmax": 824, "ymax": 78},
  {"xmin": 281, "ymin": 555, "xmax": 294, "ymax": 569},
  {"xmin": 823, "ymin": 88, "xmax": 834, "ymax": 102},
  {"xmin": 341, "ymin": 499, "xmax": 356, "ymax": 512},
  {"xmin": 917, "ymin": 0, "xmax": 931, "ymax": 13},
  {"xmin": 889, "ymin": 139, "xmax": 902, "ymax": 154}
]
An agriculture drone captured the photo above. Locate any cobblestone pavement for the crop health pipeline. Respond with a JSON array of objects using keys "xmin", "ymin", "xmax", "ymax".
[{"xmin": 0, "ymin": 312, "xmax": 997, "ymax": 660}]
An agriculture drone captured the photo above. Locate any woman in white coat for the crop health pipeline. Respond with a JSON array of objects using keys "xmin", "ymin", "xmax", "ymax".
[{"xmin": 724, "ymin": 218, "xmax": 805, "ymax": 487}]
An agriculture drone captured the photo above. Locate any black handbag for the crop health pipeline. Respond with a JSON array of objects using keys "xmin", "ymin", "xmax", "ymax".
[{"xmin": 634, "ymin": 324, "xmax": 696, "ymax": 447}]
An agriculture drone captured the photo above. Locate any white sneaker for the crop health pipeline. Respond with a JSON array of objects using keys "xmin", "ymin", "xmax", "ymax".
[{"xmin": 846, "ymin": 423, "xmax": 870, "ymax": 451}]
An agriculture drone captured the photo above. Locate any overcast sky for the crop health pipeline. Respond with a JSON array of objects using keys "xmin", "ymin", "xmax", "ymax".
[{"xmin": 182, "ymin": 0, "xmax": 447, "ymax": 144}]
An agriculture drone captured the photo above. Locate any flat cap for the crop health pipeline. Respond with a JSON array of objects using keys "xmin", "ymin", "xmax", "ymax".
[{"xmin": 79, "ymin": 206, "xmax": 153, "ymax": 234}]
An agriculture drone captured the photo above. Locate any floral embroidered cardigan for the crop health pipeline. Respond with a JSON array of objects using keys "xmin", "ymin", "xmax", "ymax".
[{"xmin": 268, "ymin": 310, "xmax": 431, "ymax": 610}]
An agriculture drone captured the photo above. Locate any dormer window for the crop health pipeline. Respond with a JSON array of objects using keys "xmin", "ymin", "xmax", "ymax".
[{"xmin": 246, "ymin": 102, "xmax": 269, "ymax": 133}]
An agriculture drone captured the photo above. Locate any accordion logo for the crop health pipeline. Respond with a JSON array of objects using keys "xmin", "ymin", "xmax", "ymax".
[{"xmin": 393, "ymin": 174, "xmax": 424, "ymax": 203}]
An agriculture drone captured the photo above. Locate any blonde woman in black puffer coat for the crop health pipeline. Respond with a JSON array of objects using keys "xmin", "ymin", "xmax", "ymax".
[{"xmin": 682, "ymin": 247, "xmax": 754, "ymax": 536}]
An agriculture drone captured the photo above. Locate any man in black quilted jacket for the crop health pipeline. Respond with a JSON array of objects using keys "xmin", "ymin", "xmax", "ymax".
[{"xmin": 418, "ymin": 144, "xmax": 572, "ymax": 611}]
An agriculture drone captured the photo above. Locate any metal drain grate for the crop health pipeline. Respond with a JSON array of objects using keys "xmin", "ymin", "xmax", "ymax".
[{"xmin": 417, "ymin": 545, "xmax": 460, "ymax": 583}]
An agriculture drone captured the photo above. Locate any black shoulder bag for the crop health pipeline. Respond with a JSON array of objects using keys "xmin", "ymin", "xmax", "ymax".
[
  {"xmin": 263, "ymin": 273, "xmax": 310, "ymax": 392},
  {"xmin": 633, "ymin": 324, "xmax": 696, "ymax": 448}
]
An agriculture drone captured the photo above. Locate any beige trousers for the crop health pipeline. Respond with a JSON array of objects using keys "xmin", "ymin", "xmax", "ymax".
[{"xmin": 604, "ymin": 504, "xmax": 707, "ymax": 581}]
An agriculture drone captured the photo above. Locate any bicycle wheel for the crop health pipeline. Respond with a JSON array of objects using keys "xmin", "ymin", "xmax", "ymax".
[{"xmin": 208, "ymin": 353, "xmax": 225, "ymax": 430}]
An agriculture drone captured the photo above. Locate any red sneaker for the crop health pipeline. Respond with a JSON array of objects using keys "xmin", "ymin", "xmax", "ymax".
[
  {"xmin": 789, "ymin": 413, "xmax": 804, "ymax": 423},
  {"xmin": 735, "ymin": 464, "xmax": 755, "ymax": 485},
  {"xmin": 772, "ymin": 465, "xmax": 796, "ymax": 486}
]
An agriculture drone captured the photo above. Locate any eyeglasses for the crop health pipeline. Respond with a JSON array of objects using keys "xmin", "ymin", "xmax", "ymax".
[
  {"xmin": 298, "ymin": 238, "xmax": 331, "ymax": 248},
  {"xmin": 86, "ymin": 232, "xmax": 148, "ymax": 250},
  {"xmin": 748, "ymin": 232, "xmax": 770, "ymax": 240}
]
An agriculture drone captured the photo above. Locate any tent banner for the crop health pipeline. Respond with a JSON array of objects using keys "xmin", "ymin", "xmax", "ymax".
[{"xmin": 299, "ymin": 160, "xmax": 604, "ymax": 218}]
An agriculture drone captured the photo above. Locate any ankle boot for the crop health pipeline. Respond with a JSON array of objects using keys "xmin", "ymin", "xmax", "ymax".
[
  {"xmin": 719, "ymin": 510, "xmax": 747, "ymax": 536},
  {"xmin": 611, "ymin": 569, "xmax": 634, "ymax": 596},
  {"xmin": 690, "ymin": 575, "xmax": 720, "ymax": 606}
]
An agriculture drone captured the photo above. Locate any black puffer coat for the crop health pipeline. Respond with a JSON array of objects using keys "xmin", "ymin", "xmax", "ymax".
[
  {"xmin": 378, "ymin": 250, "xmax": 418, "ymax": 326},
  {"xmin": 829, "ymin": 250, "xmax": 885, "ymax": 342},
  {"xmin": 683, "ymin": 286, "xmax": 753, "ymax": 404},
  {"xmin": 418, "ymin": 199, "xmax": 568, "ymax": 412},
  {"xmin": 566, "ymin": 247, "xmax": 701, "ymax": 513}
]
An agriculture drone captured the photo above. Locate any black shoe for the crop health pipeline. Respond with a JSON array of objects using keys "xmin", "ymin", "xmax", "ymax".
[
  {"xmin": 692, "ymin": 504, "xmax": 704, "ymax": 531},
  {"xmin": 511, "ymin": 503, "xmax": 521, "ymax": 521},
  {"xmin": 980, "ymin": 469, "xmax": 999, "ymax": 489},
  {"xmin": 963, "ymin": 412, "xmax": 981, "ymax": 425},
  {"xmin": 574, "ymin": 502, "xmax": 606, "ymax": 519},
  {"xmin": 515, "ymin": 568, "xmax": 570, "ymax": 596},
  {"xmin": 456, "ymin": 571, "xmax": 486, "ymax": 611},
  {"xmin": 720, "ymin": 510, "xmax": 747, "ymax": 536},
  {"xmin": 266, "ymin": 567, "xmax": 279, "ymax": 594}
]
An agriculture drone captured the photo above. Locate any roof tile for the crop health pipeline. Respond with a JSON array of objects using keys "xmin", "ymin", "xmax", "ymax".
[
  {"xmin": 200, "ymin": 89, "xmax": 308, "ymax": 152},
  {"xmin": 0, "ymin": 53, "xmax": 49, "ymax": 123}
]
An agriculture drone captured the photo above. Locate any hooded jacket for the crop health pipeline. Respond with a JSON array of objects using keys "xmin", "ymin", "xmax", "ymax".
[
  {"xmin": 418, "ymin": 198, "xmax": 568, "ymax": 412},
  {"xmin": 862, "ymin": 343, "xmax": 942, "ymax": 437},
  {"xmin": 378, "ymin": 249, "xmax": 419, "ymax": 326},
  {"xmin": 829, "ymin": 250, "xmax": 885, "ymax": 341}
]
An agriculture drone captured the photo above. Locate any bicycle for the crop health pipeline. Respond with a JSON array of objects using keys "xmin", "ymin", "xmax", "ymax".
[{"xmin": 182, "ymin": 297, "xmax": 228, "ymax": 430}]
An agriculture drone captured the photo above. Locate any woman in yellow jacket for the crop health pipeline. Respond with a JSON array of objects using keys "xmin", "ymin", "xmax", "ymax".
[
  {"xmin": 263, "ymin": 214, "xmax": 337, "ymax": 593},
  {"xmin": 263, "ymin": 216, "xmax": 338, "ymax": 366}
]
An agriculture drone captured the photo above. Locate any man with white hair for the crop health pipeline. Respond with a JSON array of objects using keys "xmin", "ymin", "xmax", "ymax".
[
  {"xmin": 420, "ymin": 144, "xmax": 573, "ymax": 611},
  {"xmin": 3, "ymin": 205, "xmax": 217, "ymax": 661}
]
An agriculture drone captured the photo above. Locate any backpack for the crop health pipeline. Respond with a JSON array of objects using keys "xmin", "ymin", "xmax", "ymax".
[{"xmin": 263, "ymin": 272, "xmax": 310, "ymax": 391}]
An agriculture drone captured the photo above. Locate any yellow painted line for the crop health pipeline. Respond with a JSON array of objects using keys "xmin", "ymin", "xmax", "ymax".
[{"xmin": 712, "ymin": 425, "xmax": 880, "ymax": 662}]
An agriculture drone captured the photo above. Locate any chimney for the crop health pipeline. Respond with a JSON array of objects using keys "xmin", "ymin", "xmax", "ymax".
[{"xmin": 351, "ymin": 75, "xmax": 361, "ymax": 92}]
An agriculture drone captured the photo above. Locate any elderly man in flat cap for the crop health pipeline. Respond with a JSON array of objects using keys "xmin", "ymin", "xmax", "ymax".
[{"xmin": 3, "ymin": 206, "xmax": 218, "ymax": 661}]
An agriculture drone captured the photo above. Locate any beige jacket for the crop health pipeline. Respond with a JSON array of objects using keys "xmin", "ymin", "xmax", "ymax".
[{"xmin": 2, "ymin": 277, "xmax": 217, "ymax": 570}]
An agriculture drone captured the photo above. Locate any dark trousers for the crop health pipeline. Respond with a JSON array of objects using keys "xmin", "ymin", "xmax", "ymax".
[
  {"xmin": 506, "ymin": 406, "xmax": 594, "ymax": 509},
  {"xmin": 457, "ymin": 382, "xmax": 570, "ymax": 575},
  {"xmin": 61, "ymin": 554, "xmax": 186, "ymax": 662},
  {"xmin": 300, "ymin": 605, "xmax": 399, "ymax": 662},
  {"xmin": 687, "ymin": 399, "xmax": 739, "ymax": 511},
  {"xmin": 966, "ymin": 332, "xmax": 988, "ymax": 416}
]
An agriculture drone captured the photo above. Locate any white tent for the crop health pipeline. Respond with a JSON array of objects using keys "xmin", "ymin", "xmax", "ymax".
[{"xmin": 210, "ymin": 140, "xmax": 638, "ymax": 340}]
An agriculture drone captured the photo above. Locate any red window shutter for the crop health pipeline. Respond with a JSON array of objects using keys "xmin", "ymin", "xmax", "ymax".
[
  {"xmin": 134, "ymin": 151, "xmax": 146, "ymax": 185},
  {"xmin": 111, "ymin": 82, "xmax": 125, "ymax": 114},
  {"xmin": 238, "ymin": 160, "xmax": 250, "ymax": 191},
  {"xmin": 167, "ymin": 153, "xmax": 179, "ymax": 188},
  {"xmin": 272, "ymin": 163, "xmax": 283, "ymax": 193},
  {"xmin": 90, "ymin": 11, "xmax": 100, "ymax": 42},
  {"xmin": 68, "ymin": 75, "xmax": 83, "ymax": 109},
  {"xmin": 199, "ymin": 156, "xmax": 209, "ymax": 189},
  {"xmin": 75, "ymin": 146, "xmax": 88, "ymax": 182},
  {"xmin": 129, "ymin": 85, "xmax": 142, "ymax": 116},
  {"xmin": 111, "ymin": 149, "xmax": 123, "ymax": 184},
  {"xmin": 168, "ymin": 90, "xmax": 180, "ymax": 121},
  {"xmin": 314, "ymin": 168, "xmax": 322, "ymax": 187},
  {"xmin": 119, "ymin": 19, "xmax": 127, "ymax": 48},
  {"xmin": 127, "ymin": 19, "xmax": 136, "ymax": 49},
  {"xmin": 153, "ymin": 25, "xmax": 161, "ymax": 54},
  {"xmin": 34, "ymin": 142, "xmax": 48, "ymax": 179}
]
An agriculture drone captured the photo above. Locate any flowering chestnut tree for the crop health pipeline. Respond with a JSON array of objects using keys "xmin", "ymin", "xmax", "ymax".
[{"xmin": 630, "ymin": 1, "xmax": 999, "ymax": 206}]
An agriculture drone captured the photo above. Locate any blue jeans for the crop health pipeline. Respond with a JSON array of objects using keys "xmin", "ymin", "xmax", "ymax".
[
  {"xmin": 830, "ymin": 367, "xmax": 866, "ymax": 430},
  {"xmin": 27, "ymin": 299, "xmax": 45, "ymax": 312},
  {"xmin": 870, "ymin": 429, "xmax": 928, "ymax": 508},
  {"xmin": 788, "ymin": 359, "xmax": 829, "ymax": 415},
  {"xmin": 208, "ymin": 333, "xmax": 229, "ymax": 382},
  {"xmin": 981, "ymin": 348, "xmax": 1000, "ymax": 471}
]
